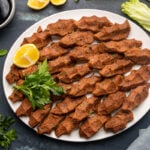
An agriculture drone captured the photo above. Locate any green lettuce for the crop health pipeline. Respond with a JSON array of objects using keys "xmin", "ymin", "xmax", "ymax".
[{"xmin": 121, "ymin": 0, "xmax": 150, "ymax": 32}]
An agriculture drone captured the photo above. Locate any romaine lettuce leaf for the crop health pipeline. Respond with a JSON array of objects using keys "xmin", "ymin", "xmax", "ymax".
[{"xmin": 121, "ymin": 0, "xmax": 150, "ymax": 32}]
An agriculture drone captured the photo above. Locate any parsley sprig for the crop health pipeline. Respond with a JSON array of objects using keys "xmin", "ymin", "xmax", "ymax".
[
  {"xmin": 0, "ymin": 114, "xmax": 17, "ymax": 150},
  {"xmin": 14, "ymin": 59, "xmax": 66, "ymax": 109}
]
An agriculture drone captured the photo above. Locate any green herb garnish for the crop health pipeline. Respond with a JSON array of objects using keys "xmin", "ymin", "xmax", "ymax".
[
  {"xmin": 0, "ymin": 114, "xmax": 17, "ymax": 150},
  {"xmin": 14, "ymin": 59, "xmax": 65, "ymax": 109},
  {"xmin": 74, "ymin": 0, "xmax": 91, "ymax": 3},
  {"xmin": 74, "ymin": 0, "xmax": 79, "ymax": 3},
  {"xmin": 0, "ymin": 49, "xmax": 8, "ymax": 56}
]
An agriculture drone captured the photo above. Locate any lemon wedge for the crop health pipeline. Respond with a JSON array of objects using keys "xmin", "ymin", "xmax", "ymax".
[
  {"xmin": 27, "ymin": 0, "xmax": 50, "ymax": 10},
  {"xmin": 50, "ymin": 0, "xmax": 67, "ymax": 6},
  {"xmin": 13, "ymin": 44, "xmax": 40, "ymax": 68}
]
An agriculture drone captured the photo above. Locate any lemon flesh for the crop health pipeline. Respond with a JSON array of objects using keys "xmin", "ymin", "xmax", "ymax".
[
  {"xmin": 27, "ymin": 0, "xmax": 50, "ymax": 10},
  {"xmin": 50, "ymin": 0, "xmax": 67, "ymax": 6},
  {"xmin": 13, "ymin": 44, "xmax": 40, "ymax": 68}
]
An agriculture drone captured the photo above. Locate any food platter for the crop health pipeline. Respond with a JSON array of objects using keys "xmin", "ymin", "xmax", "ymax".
[{"xmin": 3, "ymin": 9, "xmax": 150, "ymax": 142}]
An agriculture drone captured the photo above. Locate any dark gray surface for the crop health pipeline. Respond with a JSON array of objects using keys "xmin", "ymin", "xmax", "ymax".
[{"xmin": 0, "ymin": 0, "xmax": 150, "ymax": 150}]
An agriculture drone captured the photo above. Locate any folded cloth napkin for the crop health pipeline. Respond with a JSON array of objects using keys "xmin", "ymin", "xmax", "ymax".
[{"xmin": 127, "ymin": 125, "xmax": 150, "ymax": 150}]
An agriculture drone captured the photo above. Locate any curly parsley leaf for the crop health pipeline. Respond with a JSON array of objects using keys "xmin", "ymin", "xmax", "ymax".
[
  {"xmin": 14, "ymin": 59, "xmax": 66, "ymax": 109},
  {"xmin": 0, "ymin": 49, "xmax": 8, "ymax": 56},
  {"xmin": 0, "ymin": 114, "xmax": 17, "ymax": 150}
]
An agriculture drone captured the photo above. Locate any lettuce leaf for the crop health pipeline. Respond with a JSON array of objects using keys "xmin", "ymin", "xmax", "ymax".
[{"xmin": 121, "ymin": 0, "xmax": 150, "ymax": 32}]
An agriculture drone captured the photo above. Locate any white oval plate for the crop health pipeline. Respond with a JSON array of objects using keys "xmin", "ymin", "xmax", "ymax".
[{"xmin": 3, "ymin": 9, "xmax": 150, "ymax": 142}]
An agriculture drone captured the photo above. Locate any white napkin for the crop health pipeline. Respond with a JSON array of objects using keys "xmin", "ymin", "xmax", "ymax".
[{"xmin": 127, "ymin": 125, "xmax": 150, "ymax": 150}]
